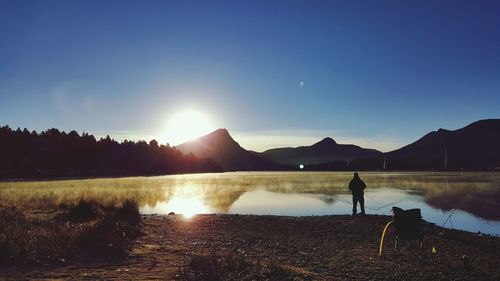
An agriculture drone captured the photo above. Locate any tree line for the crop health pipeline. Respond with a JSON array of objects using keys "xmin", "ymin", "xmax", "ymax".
[{"xmin": 0, "ymin": 126, "xmax": 222, "ymax": 179}]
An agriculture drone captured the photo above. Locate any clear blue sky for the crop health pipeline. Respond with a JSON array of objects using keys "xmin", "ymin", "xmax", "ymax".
[{"xmin": 1, "ymin": 0, "xmax": 499, "ymax": 151}]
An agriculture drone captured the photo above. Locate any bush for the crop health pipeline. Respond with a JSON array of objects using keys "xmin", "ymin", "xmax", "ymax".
[
  {"xmin": 73, "ymin": 200, "xmax": 142, "ymax": 258},
  {"xmin": 0, "ymin": 208, "xmax": 69, "ymax": 265},
  {"xmin": 0, "ymin": 199, "xmax": 141, "ymax": 266},
  {"xmin": 59, "ymin": 199, "xmax": 103, "ymax": 222}
]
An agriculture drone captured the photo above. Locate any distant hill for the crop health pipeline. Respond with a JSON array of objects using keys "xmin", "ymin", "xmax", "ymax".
[
  {"xmin": 260, "ymin": 137, "xmax": 383, "ymax": 165},
  {"xmin": 3, "ymin": 119, "xmax": 499, "ymax": 178},
  {"xmin": 386, "ymin": 119, "xmax": 500, "ymax": 170},
  {"xmin": 176, "ymin": 129, "xmax": 281, "ymax": 171}
]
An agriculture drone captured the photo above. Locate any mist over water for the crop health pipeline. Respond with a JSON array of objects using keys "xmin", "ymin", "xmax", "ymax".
[{"xmin": 1, "ymin": 172, "xmax": 499, "ymax": 235}]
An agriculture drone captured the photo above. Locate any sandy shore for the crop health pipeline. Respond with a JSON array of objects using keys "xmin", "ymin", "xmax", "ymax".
[{"xmin": 1, "ymin": 214, "xmax": 500, "ymax": 280}]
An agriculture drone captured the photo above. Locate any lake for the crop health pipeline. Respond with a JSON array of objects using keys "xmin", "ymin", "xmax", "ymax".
[{"xmin": 1, "ymin": 172, "xmax": 500, "ymax": 235}]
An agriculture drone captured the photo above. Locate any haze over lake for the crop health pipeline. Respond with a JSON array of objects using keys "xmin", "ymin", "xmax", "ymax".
[{"xmin": 1, "ymin": 172, "xmax": 499, "ymax": 235}]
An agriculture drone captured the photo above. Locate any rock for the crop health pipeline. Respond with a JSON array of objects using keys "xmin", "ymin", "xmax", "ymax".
[{"xmin": 462, "ymin": 254, "xmax": 470, "ymax": 268}]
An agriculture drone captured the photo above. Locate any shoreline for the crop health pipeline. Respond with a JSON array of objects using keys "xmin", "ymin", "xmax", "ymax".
[
  {"xmin": 2, "ymin": 170, "xmax": 500, "ymax": 182},
  {"xmin": 2, "ymin": 214, "xmax": 500, "ymax": 280},
  {"xmin": 143, "ymin": 213, "xmax": 500, "ymax": 238}
]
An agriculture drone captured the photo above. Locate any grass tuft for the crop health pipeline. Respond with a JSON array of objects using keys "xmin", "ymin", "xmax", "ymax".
[
  {"xmin": 0, "ymin": 199, "xmax": 141, "ymax": 266},
  {"xmin": 73, "ymin": 199, "xmax": 142, "ymax": 258},
  {"xmin": 59, "ymin": 199, "xmax": 103, "ymax": 222}
]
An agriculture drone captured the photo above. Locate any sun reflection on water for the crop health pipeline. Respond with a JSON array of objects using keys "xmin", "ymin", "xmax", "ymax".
[{"xmin": 141, "ymin": 195, "xmax": 210, "ymax": 218}]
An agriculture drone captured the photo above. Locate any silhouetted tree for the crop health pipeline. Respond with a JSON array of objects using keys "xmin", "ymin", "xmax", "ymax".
[{"xmin": 0, "ymin": 125, "xmax": 222, "ymax": 179}]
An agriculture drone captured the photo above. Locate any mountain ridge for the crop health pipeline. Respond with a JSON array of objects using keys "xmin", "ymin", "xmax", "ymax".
[
  {"xmin": 386, "ymin": 119, "xmax": 500, "ymax": 169},
  {"xmin": 177, "ymin": 119, "xmax": 500, "ymax": 171},
  {"xmin": 176, "ymin": 128, "xmax": 281, "ymax": 171},
  {"xmin": 4, "ymin": 118, "xmax": 497, "ymax": 179},
  {"xmin": 260, "ymin": 137, "xmax": 383, "ymax": 165}
]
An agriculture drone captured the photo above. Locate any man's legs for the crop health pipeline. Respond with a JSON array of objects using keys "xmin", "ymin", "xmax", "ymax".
[
  {"xmin": 359, "ymin": 194, "xmax": 365, "ymax": 215},
  {"xmin": 352, "ymin": 195, "xmax": 358, "ymax": 215}
]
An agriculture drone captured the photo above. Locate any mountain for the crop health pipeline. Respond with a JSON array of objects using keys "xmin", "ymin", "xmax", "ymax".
[
  {"xmin": 386, "ymin": 119, "xmax": 500, "ymax": 169},
  {"xmin": 176, "ymin": 129, "xmax": 281, "ymax": 171},
  {"xmin": 260, "ymin": 137, "xmax": 383, "ymax": 165}
]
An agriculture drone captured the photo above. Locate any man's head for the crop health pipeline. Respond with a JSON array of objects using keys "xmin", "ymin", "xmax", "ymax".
[{"xmin": 353, "ymin": 172, "xmax": 359, "ymax": 178}]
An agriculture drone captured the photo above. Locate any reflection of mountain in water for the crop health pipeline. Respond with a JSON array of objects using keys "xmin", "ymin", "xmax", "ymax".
[
  {"xmin": 308, "ymin": 194, "xmax": 337, "ymax": 205},
  {"xmin": 425, "ymin": 188, "xmax": 500, "ymax": 220},
  {"xmin": 201, "ymin": 188, "xmax": 248, "ymax": 213}
]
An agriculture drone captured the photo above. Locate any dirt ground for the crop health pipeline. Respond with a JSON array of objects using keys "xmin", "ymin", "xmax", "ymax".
[{"xmin": 1, "ymin": 214, "xmax": 500, "ymax": 280}]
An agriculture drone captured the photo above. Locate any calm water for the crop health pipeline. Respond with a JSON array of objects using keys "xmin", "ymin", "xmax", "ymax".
[{"xmin": 1, "ymin": 172, "xmax": 500, "ymax": 235}]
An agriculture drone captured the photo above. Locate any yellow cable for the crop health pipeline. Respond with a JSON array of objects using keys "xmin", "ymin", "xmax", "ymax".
[{"xmin": 379, "ymin": 220, "xmax": 394, "ymax": 256}]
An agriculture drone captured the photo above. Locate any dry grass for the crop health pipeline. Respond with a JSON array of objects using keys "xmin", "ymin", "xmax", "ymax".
[
  {"xmin": 0, "ymin": 207, "xmax": 69, "ymax": 265},
  {"xmin": 0, "ymin": 200, "xmax": 141, "ymax": 266}
]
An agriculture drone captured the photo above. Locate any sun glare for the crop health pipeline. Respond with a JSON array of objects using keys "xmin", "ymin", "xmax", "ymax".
[
  {"xmin": 164, "ymin": 196, "xmax": 210, "ymax": 219},
  {"xmin": 140, "ymin": 194, "xmax": 210, "ymax": 219},
  {"xmin": 162, "ymin": 109, "xmax": 215, "ymax": 145}
]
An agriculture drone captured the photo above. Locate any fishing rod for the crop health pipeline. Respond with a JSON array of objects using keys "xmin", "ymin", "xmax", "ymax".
[
  {"xmin": 366, "ymin": 201, "xmax": 402, "ymax": 212},
  {"xmin": 440, "ymin": 208, "xmax": 456, "ymax": 229},
  {"xmin": 313, "ymin": 192, "xmax": 403, "ymax": 213},
  {"xmin": 364, "ymin": 193, "xmax": 405, "ymax": 213},
  {"xmin": 364, "ymin": 193, "xmax": 385, "ymax": 207},
  {"xmin": 364, "ymin": 193, "xmax": 393, "ymax": 211},
  {"xmin": 422, "ymin": 209, "xmax": 457, "ymax": 257},
  {"xmin": 333, "ymin": 193, "xmax": 403, "ymax": 212}
]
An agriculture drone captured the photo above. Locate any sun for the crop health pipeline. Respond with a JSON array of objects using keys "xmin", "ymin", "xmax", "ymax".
[{"xmin": 162, "ymin": 109, "xmax": 215, "ymax": 145}]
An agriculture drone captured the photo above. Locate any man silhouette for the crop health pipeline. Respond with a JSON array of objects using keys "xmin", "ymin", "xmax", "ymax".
[{"xmin": 348, "ymin": 172, "xmax": 366, "ymax": 215}]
